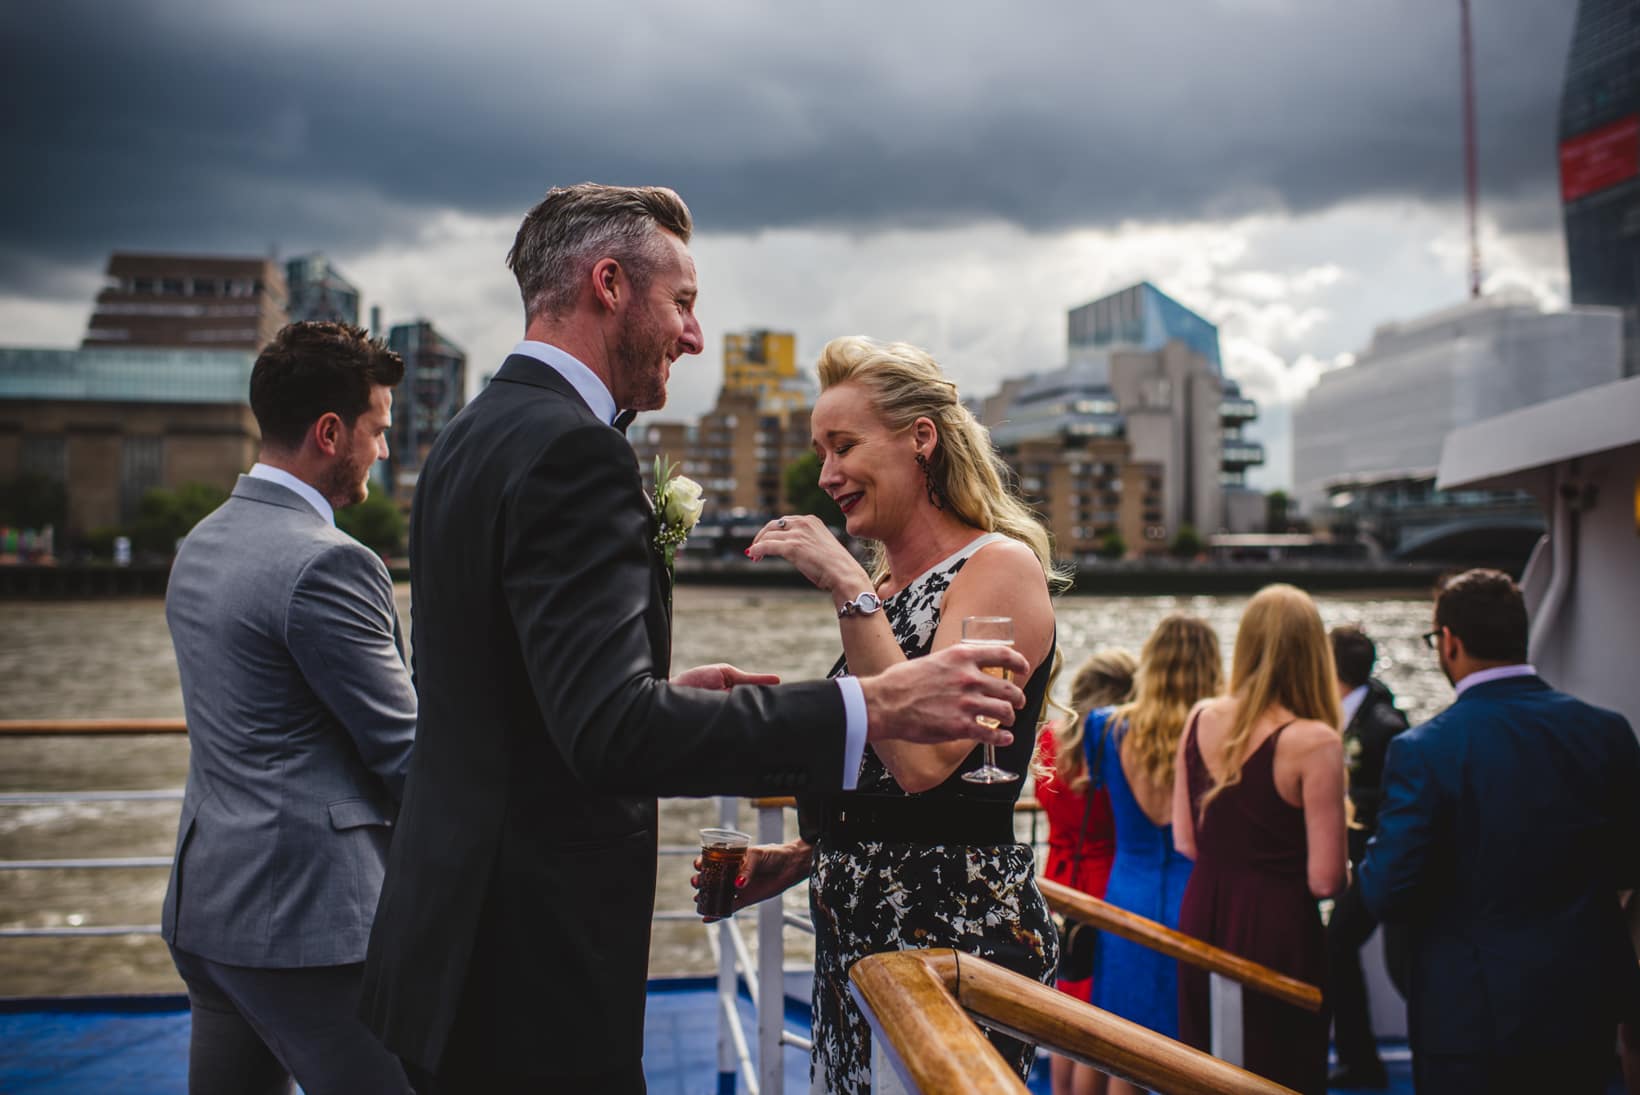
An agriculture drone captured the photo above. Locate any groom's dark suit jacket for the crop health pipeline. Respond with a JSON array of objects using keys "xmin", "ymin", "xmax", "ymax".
[{"xmin": 360, "ymin": 355, "xmax": 848, "ymax": 1077}]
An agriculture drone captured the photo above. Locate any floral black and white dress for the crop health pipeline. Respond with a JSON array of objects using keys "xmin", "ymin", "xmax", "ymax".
[{"xmin": 807, "ymin": 532, "xmax": 1058, "ymax": 1094}]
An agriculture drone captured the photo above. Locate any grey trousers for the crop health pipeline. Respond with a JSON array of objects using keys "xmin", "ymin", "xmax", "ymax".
[{"xmin": 169, "ymin": 944, "xmax": 411, "ymax": 1095}]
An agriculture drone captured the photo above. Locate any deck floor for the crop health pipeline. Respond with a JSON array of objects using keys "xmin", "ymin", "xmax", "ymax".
[{"xmin": 0, "ymin": 987, "xmax": 1421, "ymax": 1094}]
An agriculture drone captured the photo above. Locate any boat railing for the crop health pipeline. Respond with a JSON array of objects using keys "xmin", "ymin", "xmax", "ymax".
[
  {"xmin": 1039, "ymin": 878, "xmax": 1323, "ymax": 1068},
  {"xmin": 849, "ymin": 948, "xmax": 1297, "ymax": 1095}
]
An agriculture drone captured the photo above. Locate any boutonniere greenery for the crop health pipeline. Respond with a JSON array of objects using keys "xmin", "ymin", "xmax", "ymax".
[{"xmin": 652, "ymin": 456, "xmax": 704, "ymax": 574}]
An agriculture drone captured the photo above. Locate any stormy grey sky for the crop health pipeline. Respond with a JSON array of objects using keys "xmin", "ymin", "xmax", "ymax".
[{"xmin": 0, "ymin": 0, "xmax": 1580, "ymax": 490}]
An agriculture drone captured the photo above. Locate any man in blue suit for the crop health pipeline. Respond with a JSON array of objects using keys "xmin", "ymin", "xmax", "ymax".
[{"xmin": 1359, "ymin": 568, "xmax": 1640, "ymax": 1094}]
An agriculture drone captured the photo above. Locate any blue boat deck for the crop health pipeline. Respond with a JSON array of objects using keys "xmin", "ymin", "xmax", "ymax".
[{"xmin": 0, "ymin": 981, "xmax": 1419, "ymax": 1094}]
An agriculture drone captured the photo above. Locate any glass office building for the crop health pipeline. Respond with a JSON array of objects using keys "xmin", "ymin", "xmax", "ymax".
[
  {"xmin": 1560, "ymin": 0, "xmax": 1640, "ymax": 377},
  {"xmin": 1067, "ymin": 281, "xmax": 1223, "ymax": 374},
  {"xmin": 285, "ymin": 254, "xmax": 362, "ymax": 327}
]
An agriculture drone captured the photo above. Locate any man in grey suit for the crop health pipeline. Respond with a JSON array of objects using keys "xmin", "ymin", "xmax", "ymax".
[{"xmin": 163, "ymin": 320, "xmax": 416, "ymax": 1095}]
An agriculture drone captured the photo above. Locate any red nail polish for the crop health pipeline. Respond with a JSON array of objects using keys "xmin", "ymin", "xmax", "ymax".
[
  {"xmin": 736, "ymin": 876, "xmax": 747, "ymax": 886},
  {"xmin": 744, "ymin": 549, "xmax": 753, "ymax": 558}
]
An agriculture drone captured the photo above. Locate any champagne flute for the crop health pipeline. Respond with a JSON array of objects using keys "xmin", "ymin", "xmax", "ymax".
[{"xmin": 960, "ymin": 615, "xmax": 1020, "ymax": 784}]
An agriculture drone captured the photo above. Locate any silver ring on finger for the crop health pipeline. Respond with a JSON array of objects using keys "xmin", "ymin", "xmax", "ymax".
[{"xmin": 776, "ymin": 517, "xmax": 788, "ymax": 529}]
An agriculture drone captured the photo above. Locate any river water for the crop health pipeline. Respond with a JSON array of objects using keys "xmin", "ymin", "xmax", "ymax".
[{"xmin": 0, "ymin": 584, "xmax": 1448, "ymax": 996}]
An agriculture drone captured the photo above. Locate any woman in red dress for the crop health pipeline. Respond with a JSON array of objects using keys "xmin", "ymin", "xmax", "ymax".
[{"xmin": 1035, "ymin": 648, "xmax": 1135, "ymax": 1095}]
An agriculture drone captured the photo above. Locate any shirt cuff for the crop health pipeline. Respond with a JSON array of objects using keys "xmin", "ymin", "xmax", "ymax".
[{"xmin": 836, "ymin": 676, "xmax": 868, "ymax": 791}]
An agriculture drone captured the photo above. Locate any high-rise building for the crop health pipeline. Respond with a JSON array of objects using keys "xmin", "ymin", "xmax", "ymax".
[
  {"xmin": 83, "ymin": 253, "xmax": 288, "ymax": 352},
  {"xmin": 386, "ymin": 320, "xmax": 466, "ymax": 494},
  {"xmin": 1291, "ymin": 292, "xmax": 1622, "ymax": 555},
  {"xmin": 982, "ymin": 283, "xmax": 1264, "ymax": 558},
  {"xmin": 284, "ymin": 253, "xmax": 361, "ymax": 327},
  {"xmin": 722, "ymin": 330, "xmax": 814, "ymax": 417},
  {"xmin": 1559, "ymin": 0, "xmax": 1640, "ymax": 377},
  {"xmin": 1068, "ymin": 281, "xmax": 1223, "ymax": 373}
]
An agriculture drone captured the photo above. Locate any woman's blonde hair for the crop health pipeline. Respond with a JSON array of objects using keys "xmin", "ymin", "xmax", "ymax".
[
  {"xmin": 1199, "ymin": 584, "xmax": 1342, "ymax": 814},
  {"xmin": 1049, "ymin": 649, "xmax": 1138, "ymax": 791},
  {"xmin": 815, "ymin": 336, "xmax": 1070, "ymax": 592},
  {"xmin": 1110, "ymin": 615, "xmax": 1223, "ymax": 794}
]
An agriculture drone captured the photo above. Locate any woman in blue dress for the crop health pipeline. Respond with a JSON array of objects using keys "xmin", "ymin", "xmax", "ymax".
[{"xmin": 1085, "ymin": 614, "xmax": 1222, "ymax": 1095}]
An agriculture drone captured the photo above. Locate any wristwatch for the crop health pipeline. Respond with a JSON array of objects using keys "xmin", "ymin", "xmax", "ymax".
[{"xmin": 837, "ymin": 591, "xmax": 883, "ymax": 618}]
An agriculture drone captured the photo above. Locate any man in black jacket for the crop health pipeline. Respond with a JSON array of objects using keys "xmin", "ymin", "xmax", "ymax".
[
  {"xmin": 359, "ymin": 183, "xmax": 1030, "ymax": 1094},
  {"xmin": 1327, "ymin": 625, "xmax": 1410, "ymax": 1088}
]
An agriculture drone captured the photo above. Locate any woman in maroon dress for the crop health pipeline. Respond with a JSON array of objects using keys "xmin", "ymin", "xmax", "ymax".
[
  {"xmin": 1173, "ymin": 585, "xmax": 1348, "ymax": 1094},
  {"xmin": 1035, "ymin": 649, "xmax": 1135, "ymax": 1095}
]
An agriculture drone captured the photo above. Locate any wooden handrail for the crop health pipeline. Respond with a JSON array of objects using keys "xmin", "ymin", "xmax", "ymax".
[
  {"xmin": 850, "ymin": 949, "xmax": 1296, "ymax": 1095},
  {"xmin": 0, "ymin": 719, "xmax": 188, "ymax": 735},
  {"xmin": 747, "ymin": 796, "xmax": 1045, "ymax": 812},
  {"xmin": 1039, "ymin": 879, "xmax": 1322, "ymax": 1013}
]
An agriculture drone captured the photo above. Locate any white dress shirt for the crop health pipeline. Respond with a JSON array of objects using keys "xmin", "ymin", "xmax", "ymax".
[
  {"xmin": 1340, "ymin": 683, "xmax": 1369, "ymax": 729},
  {"xmin": 513, "ymin": 339, "xmax": 869, "ymax": 790},
  {"xmin": 247, "ymin": 463, "xmax": 334, "ymax": 526},
  {"xmin": 1454, "ymin": 663, "xmax": 1538, "ymax": 698}
]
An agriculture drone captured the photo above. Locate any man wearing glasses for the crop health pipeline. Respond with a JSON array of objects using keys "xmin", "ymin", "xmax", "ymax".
[{"xmin": 1358, "ymin": 568, "xmax": 1640, "ymax": 1094}]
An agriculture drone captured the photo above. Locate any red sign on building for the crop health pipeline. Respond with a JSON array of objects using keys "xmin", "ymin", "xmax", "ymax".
[{"xmin": 1561, "ymin": 115, "xmax": 1640, "ymax": 202}]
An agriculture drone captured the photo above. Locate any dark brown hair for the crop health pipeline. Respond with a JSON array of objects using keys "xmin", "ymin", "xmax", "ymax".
[
  {"xmin": 1434, "ymin": 568, "xmax": 1528, "ymax": 663},
  {"xmin": 1330, "ymin": 625, "xmax": 1376, "ymax": 689},
  {"xmin": 249, "ymin": 322, "xmax": 404, "ymax": 450}
]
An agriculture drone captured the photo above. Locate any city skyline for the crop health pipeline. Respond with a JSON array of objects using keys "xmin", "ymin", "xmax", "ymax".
[{"xmin": 0, "ymin": 0, "xmax": 1582, "ymax": 490}]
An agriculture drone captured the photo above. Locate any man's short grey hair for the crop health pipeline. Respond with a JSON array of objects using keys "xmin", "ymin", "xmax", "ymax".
[{"xmin": 506, "ymin": 183, "xmax": 693, "ymax": 321}]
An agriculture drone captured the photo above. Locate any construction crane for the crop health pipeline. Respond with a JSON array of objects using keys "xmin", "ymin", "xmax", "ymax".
[{"xmin": 1460, "ymin": 0, "xmax": 1482, "ymax": 299}]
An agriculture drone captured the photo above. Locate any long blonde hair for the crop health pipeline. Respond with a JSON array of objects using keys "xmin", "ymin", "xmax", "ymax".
[
  {"xmin": 1049, "ymin": 649, "xmax": 1137, "ymax": 791},
  {"xmin": 815, "ymin": 336, "xmax": 1070, "ymax": 592},
  {"xmin": 1199, "ymin": 584, "xmax": 1342, "ymax": 814},
  {"xmin": 1111, "ymin": 615, "xmax": 1223, "ymax": 793}
]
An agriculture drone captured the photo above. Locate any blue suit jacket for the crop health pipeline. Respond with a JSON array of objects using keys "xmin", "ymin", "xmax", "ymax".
[{"xmin": 1358, "ymin": 674, "xmax": 1640, "ymax": 1055}]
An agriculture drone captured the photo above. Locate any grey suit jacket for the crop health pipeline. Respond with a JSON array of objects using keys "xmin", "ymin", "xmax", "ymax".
[{"xmin": 161, "ymin": 474, "xmax": 416, "ymax": 967}]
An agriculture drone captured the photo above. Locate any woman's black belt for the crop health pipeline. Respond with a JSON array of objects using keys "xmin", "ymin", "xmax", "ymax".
[{"xmin": 820, "ymin": 796, "xmax": 1019, "ymax": 846}]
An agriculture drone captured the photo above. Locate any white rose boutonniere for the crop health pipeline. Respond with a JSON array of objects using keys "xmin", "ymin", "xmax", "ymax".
[{"xmin": 652, "ymin": 456, "xmax": 704, "ymax": 575}]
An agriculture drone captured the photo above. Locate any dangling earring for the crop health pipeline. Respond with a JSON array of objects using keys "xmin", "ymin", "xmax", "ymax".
[{"xmin": 915, "ymin": 452, "xmax": 945, "ymax": 510}]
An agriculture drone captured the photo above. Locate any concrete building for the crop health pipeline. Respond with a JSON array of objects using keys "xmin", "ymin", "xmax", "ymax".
[
  {"xmin": 0, "ymin": 347, "xmax": 259, "ymax": 534},
  {"xmin": 83, "ymin": 253, "xmax": 287, "ymax": 352},
  {"xmin": 981, "ymin": 283, "xmax": 1265, "ymax": 559},
  {"xmin": 386, "ymin": 320, "xmax": 466, "ymax": 495},
  {"xmin": 722, "ymin": 329, "xmax": 814, "ymax": 417},
  {"xmin": 285, "ymin": 253, "xmax": 361, "ymax": 327},
  {"xmin": 1291, "ymin": 292, "xmax": 1623, "ymax": 556},
  {"xmin": 629, "ymin": 393, "xmax": 814, "ymax": 520},
  {"xmin": 1560, "ymin": 0, "xmax": 1640, "ymax": 378}
]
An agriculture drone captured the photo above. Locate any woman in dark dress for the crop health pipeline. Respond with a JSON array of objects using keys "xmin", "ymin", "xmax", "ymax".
[
  {"xmin": 695, "ymin": 335, "xmax": 1066, "ymax": 1094},
  {"xmin": 1173, "ymin": 584, "xmax": 1348, "ymax": 1094}
]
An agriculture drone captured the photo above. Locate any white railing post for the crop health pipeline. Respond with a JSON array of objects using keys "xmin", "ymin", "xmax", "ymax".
[
  {"xmin": 716, "ymin": 796, "xmax": 741, "ymax": 1092},
  {"xmin": 1208, "ymin": 970, "xmax": 1245, "ymax": 1067},
  {"xmin": 756, "ymin": 802, "xmax": 786, "ymax": 1095}
]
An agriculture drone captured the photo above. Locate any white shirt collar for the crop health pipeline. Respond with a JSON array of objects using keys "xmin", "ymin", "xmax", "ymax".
[
  {"xmin": 510, "ymin": 340, "xmax": 620, "ymax": 426},
  {"xmin": 1340, "ymin": 684, "xmax": 1369, "ymax": 728},
  {"xmin": 1454, "ymin": 663, "xmax": 1538, "ymax": 698},
  {"xmin": 247, "ymin": 463, "xmax": 334, "ymax": 526}
]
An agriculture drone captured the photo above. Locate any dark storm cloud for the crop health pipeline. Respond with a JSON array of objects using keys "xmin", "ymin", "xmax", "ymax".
[{"xmin": 0, "ymin": 0, "xmax": 1573, "ymax": 295}]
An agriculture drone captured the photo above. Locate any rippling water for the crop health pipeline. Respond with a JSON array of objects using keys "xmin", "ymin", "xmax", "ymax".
[{"xmin": 0, "ymin": 583, "xmax": 1447, "ymax": 996}]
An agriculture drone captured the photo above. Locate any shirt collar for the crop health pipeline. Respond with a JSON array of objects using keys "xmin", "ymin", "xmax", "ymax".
[
  {"xmin": 1454, "ymin": 663, "xmax": 1538, "ymax": 698},
  {"xmin": 1340, "ymin": 684, "xmax": 1369, "ymax": 728},
  {"xmin": 247, "ymin": 463, "xmax": 334, "ymax": 526},
  {"xmin": 510, "ymin": 340, "xmax": 620, "ymax": 426}
]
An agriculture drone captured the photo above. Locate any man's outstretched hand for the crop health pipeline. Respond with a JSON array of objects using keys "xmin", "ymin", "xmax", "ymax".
[
  {"xmin": 858, "ymin": 642, "xmax": 1030, "ymax": 745},
  {"xmin": 672, "ymin": 664, "xmax": 782, "ymax": 691}
]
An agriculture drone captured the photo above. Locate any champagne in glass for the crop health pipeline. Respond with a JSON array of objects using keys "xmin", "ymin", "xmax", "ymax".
[{"xmin": 960, "ymin": 615, "xmax": 1020, "ymax": 784}]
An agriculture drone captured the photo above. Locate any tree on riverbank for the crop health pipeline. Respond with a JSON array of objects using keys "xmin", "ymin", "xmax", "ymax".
[
  {"xmin": 336, "ymin": 490, "xmax": 406, "ymax": 557},
  {"xmin": 782, "ymin": 452, "xmax": 842, "ymax": 525},
  {"xmin": 132, "ymin": 482, "xmax": 228, "ymax": 555},
  {"xmin": 0, "ymin": 472, "xmax": 66, "ymax": 531}
]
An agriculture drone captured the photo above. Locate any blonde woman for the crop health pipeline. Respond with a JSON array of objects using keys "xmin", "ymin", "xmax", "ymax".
[
  {"xmin": 1174, "ymin": 585, "xmax": 1348, "ymax": 1095},
  {"xmin": 1083, "ymin": 616, "xmax": 1221, "ymax": 1095},
  {"xmin": 702, "ymin": 336, "xmax": 1065, "ymax": 1093},
  {"xmin": 1037, "ymin": 650, "xmax": 1135, "ymax": 1095}
]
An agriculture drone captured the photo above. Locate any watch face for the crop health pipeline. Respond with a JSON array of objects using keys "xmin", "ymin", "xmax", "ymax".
[{"xmin": 857, "ymin": 592, "xmax": 882, "ymax": 613}]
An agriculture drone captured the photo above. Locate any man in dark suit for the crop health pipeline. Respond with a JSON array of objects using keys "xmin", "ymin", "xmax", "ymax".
[
  {"xmin": 164, "ymin": 322, "xmax": 416, "ymax": 1094},
  {"xmin": 1326, "ymin": 625, "xmax": 1409, "ymax": 1089},
  {"xmin": 360, "ymin": 184, "xmax": 1030, "ymax": 1093},
  {"xmin": 1359, "ymin": 569, "xmax": 1640, "ymax": 1094}
]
